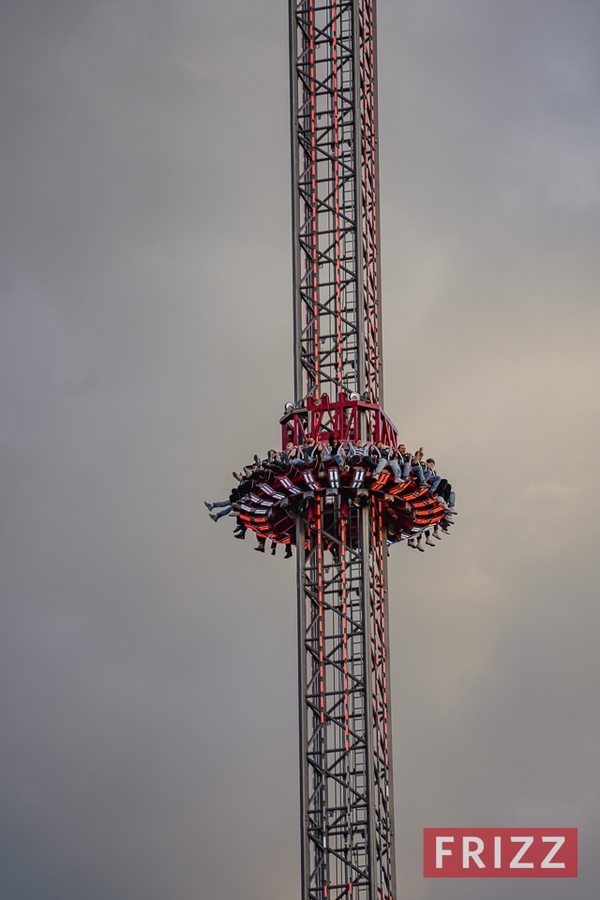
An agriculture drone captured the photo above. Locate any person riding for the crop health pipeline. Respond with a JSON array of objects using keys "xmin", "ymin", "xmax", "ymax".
[{"xmin": 325, "ymin": 436, "xmax": 345, "ymax": 466}]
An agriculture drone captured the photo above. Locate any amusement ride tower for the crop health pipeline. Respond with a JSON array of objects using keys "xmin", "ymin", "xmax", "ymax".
[
  {"xmin": 212, "ymin": 2, "xmax": 453, "ymax": 898},
  {"xmin": 287, "ymin": 2, "xmax": 398, "ymax": 897}
]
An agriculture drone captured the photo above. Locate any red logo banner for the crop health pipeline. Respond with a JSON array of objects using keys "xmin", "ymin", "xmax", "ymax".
[{"xmin": 423, "ymin": 828, "xmax": 577, "ymax": 878}]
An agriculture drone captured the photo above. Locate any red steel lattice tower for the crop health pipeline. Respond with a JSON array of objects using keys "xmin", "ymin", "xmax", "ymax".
[{"xmin": 287, "ymin": 2, "xmax": 396, "ymax": 897}]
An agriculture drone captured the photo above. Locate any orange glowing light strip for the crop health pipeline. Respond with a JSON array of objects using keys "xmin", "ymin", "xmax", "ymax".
[
  {"xmin": 375, "ymin": 499, "xmax": 387, "ymax": 765},
  {"xmin": 360, "ymin": 0, "xmax": 380, "ymax": 402},
  {"xmin": 378, "ymin": 510, "xmax": 385, "ymax": 761},
  {"xmin": 378, "ymin": 500, "xmax": 389, "ymax": 767},
  {"xmin": 308, "ymin": 0, "xmax": 320, "ymax": 398},
  {"xmin": 332, "ymin": 1, "xmax": 343, "ymax": 389},
  {"xmin": 316, "ymin": 497, "xmax": 324, "ymax": 726},
  {"xmin": 370, "ymin": 498, "xmax": 382, "ymax": 760},
  {"xmin": 368, "ymin": 1, "xmax": 380, "ymax": 401},
  {"xmin": 341, "ymin": 517, "xmax": 349, "ymax": 752}
]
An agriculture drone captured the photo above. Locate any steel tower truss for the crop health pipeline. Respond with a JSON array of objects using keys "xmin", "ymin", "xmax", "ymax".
[
  {"xmin": 290, "ymin": 0, "xmax": 381, "ymax": 404},
  {"xmin": 289, "ymin": 2, "xmax": 397, "ymax": 898}
]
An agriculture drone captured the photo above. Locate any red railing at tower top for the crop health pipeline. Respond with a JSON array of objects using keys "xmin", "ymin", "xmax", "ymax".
[{"xmin": 280, "ymin": 391, "xmax": 398, "ymax": 449}]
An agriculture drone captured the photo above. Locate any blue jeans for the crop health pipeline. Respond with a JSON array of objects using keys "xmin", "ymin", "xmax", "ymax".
[
  {"xmin": 411, "ymin": 465, "xmax": 427, "ymax": 485},
  {"xmin": 427, "ymin": 475, "xmax": 442, "ymax": 493},
  {"xmin": 375, "ymin": 458, "xmax": 403, "ymax": 480},
  {"xmin": 213, "ymin": 504, "xmax": 233, "ymax": 520}
]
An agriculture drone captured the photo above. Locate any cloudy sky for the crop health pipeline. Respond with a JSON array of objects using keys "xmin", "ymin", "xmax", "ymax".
[{"xmin": 1, "ymin": 1, "xmax": 599, "ymax": 898}]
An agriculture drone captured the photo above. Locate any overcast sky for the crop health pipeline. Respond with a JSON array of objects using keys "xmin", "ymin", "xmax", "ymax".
[{"xmin": 1, "ymin": 1, "xmax": 599, "ymax": 898}]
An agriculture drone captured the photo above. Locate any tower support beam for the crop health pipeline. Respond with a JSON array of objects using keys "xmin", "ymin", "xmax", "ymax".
[{"xmin": 289, "ymin": 0, "xmax": 383, "ymax": 406}]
